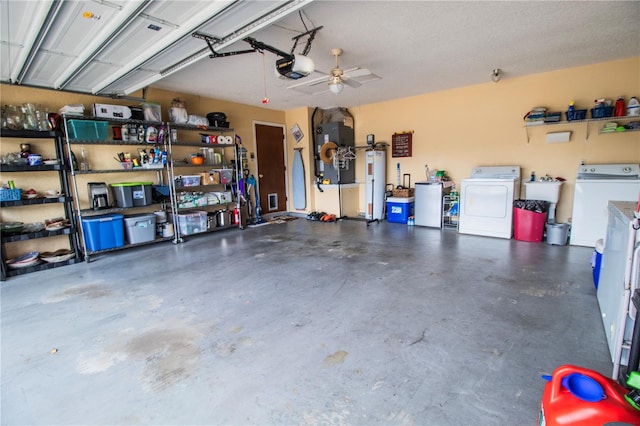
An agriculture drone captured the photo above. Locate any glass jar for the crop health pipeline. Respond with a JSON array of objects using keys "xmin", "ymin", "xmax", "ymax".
[
  {"xmin": 21, "ymin": 103, "xmax": 38, "ymax": 130},
  {"xmin": 4, "ymin": 105, "xmax": 24, "ymax": 130}
]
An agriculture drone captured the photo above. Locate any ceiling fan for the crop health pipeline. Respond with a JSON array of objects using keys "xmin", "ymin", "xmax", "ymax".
[{"xmin": 287, "ymin": 48, "xmax": 379, "ymax": 95}]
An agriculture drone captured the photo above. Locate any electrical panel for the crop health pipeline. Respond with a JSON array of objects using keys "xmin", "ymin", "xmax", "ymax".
[{"xmin": 316, "ymin": 122, "xmax": 355, "ymax": 184}]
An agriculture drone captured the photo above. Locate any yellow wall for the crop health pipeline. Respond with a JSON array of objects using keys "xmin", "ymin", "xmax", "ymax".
[
  {"xmin": 285, "ymin": 57, "xmax": 639, "ymax": 221},
  {"xmin": 2, "ymin": 56, "xmax": 640, "ymax": 248}
]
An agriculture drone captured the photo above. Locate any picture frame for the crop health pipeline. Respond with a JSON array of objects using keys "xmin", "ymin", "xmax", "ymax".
[{"xmin": 291, "ymin": 123, "xmax": 304, "ymax": 143}]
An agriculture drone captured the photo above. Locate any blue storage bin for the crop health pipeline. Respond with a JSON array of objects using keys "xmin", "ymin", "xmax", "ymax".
[
  {"xmin": 387, "ymin": 197, "xmax": 415, "ymax": 224},
  {"xmin": 81, "ymin": 214, "xmax": 124, "ymax": 252}
]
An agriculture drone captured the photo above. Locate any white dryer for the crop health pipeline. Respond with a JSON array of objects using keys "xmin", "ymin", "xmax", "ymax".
[{"xmin": 459, "ymin": 166, "xmax": 521, "ymax": 239}]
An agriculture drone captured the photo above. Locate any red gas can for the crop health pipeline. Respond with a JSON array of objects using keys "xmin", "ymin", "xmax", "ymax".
[{"xmin": 540, "ymin": 365, "xmax": 640, "ymax": 425}]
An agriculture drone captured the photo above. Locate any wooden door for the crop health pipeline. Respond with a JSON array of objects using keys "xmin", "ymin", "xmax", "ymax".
[{"xmin": 255, "ymin": 124, "xmax": 286, "ymax": 213}]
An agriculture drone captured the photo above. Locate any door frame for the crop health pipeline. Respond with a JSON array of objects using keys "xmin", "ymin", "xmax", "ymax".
[{"xmin": 252, "ymin": 120, "xmax": 289, "ymax": 213}]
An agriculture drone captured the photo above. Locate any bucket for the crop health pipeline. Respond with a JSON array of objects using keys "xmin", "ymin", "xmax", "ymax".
[
  {"xmin": 540, "ymin": 365, "xmax": 640, "ymax": 425},
  {"xmin": 513, "ymin": 207, "xmax": 547, "ymax": 242},
  {"xmin": 546, "ymin": 222, "xmax": 570, "ymax": 245}
]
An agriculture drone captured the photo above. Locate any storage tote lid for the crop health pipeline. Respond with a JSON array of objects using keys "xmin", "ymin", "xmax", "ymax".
[
  {"xmin": 124, "ymin": 213, "xmax": 156, "ymax": 220},
  {"xmin": 110, "ymin": 182, "xmax": 153, "ymax": 187},
  {"xmin": 81, "ymin": 213, "xmax": 124, "ymax": 222},
  {"xmin": 386, "ymin": 197, "xmax": 415, "ymax": 203}
]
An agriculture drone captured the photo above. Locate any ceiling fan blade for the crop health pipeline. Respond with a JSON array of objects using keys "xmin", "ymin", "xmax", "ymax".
[
  {"xmin": 286, "ymin": 72, "xmax": 328, "ymax": 89},
  {"xmin": 344, "ymin": 68, "xmax": 372, "ymax": 78},
  {"xmin": 342, "ymin": 77, "xmax": 362, "ymax": 88}
]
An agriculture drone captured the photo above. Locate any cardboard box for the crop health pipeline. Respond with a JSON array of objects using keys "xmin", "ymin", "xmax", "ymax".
[{"xmin": 93, "ymin": 103, "xmax": 132, "ymax": 119}]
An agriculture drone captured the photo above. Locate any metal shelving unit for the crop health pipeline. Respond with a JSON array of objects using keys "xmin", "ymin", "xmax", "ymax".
[
  {"xmin": 442, "ymin": 194, "xmax": 459, "ymax": 230},
  {"xmin": 167, "ymin": 123, "xmax": 241, "ymax": 242},
  {"xmin": 0, "ymin": 129, "xmax": 82, "ymax": 280},
  {"xmin": 62, "ymin": 115, "xmax": 172, "ymax": 262},
  {"xmin": 57, "ymin": 117, "xmax": 243, "ymax": 260}
]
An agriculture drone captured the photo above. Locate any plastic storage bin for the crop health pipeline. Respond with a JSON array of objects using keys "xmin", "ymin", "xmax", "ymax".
[
  {"xmin": 387, "ymin": 197, "xmax": 415, "ymax": 224},
  {"xmin": 566, "ymin": 109, "xmax": 587, "ymax": 121},
  {"xmin": 111, "ymin": 182, "xmax": 153, "ymax": 207},
  {"xmin": 131, "ymin": 183, "xmax": 152, "ymax": 206},
  {"xmin": 124, "ymin": 213, "xmax": 156, "ymax": 244},
  {"xmin": 592, "ymin": 238, "xmax": 605, "ymax": 289},
  {"xmin": 590, "ymin": 106, "xmax": 615, "ymax": 119},
  {"xmin": 0, "ymin": 188, "xmax": 21, "ymax": 201},
  {"xmin": 178, "ymin": 175, "xmax": 201, "ymax": 187},
  {"xmin": 175, "ymin": 210, "xmax": 207, "ymax": 235},
  {"xmin": 67, "ymin": 120, "xmax": 108, "ymax": 141},
  {"xmin": 513, "ymin": 207, "xmax": 547, "ymax": 242},
  {"xmin": 81, "ymin": 213, "xmax": 124, "ymax": 251}
]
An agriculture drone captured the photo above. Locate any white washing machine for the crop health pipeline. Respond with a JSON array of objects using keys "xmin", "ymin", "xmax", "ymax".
[
  {"xmin": 570, "ymin": 163, "xmax": 640, "ymax": 247},
  {"xmin": 459, "ymin": 166, "xmax": 521, "ymax": 239}
]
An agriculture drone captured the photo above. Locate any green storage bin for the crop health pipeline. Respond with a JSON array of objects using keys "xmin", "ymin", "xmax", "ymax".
[{"xmin": 110, "ymin": 182, "xmax": 153, "ymax": 207}]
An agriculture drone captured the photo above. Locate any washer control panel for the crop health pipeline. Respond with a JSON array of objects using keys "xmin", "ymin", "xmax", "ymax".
[{"xmin": 577, "ymin": 163, "xmax": 640, "ymax": 180}]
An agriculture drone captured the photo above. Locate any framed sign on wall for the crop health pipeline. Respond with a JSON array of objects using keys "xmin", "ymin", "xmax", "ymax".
[{"xmin": 392, "ymin": 131, "xmax": 413, "ymax": 158}]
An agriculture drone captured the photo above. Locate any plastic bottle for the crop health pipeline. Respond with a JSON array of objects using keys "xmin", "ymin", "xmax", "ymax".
[
  {"xmin": 614, "ymin": 97, "xmax": 626, "ymax": 117},
  {"xmin": 145, "ymin": 126, "xmax": 157, "ymax": 143},
  {"xmin": 157, "ymin": 124, "xmax": 165, "ymax": 144},
  {"xmin": 628, "ymin": 96, "xmax": 640, "ymax": 117}
]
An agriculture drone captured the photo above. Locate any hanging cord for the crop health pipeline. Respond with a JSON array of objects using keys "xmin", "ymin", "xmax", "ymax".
[{"xmin": 261, "ymin": 52, "xmax": 269, "ymax": 104}]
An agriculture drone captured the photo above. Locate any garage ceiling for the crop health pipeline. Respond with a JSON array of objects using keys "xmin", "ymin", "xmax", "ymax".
[{"xmin": 1, "ymin": 0, "xmax": 639, "ymax": 111}]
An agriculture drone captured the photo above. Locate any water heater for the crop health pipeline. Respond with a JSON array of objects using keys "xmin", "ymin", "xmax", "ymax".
[{"xmin": 365, "ymin": 149, "xmax": 386, "ymax": 220}]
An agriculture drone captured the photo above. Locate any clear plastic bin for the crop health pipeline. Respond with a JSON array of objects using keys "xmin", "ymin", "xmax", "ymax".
[{"xmin": 175, "ymin": 210, "xmax": 207, "ymax": 235}]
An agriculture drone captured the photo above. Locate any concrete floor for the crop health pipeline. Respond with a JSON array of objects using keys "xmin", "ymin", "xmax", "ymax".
[{"xmin": 1, "ymin": 218, "xmax": 611, "ymax": 425}]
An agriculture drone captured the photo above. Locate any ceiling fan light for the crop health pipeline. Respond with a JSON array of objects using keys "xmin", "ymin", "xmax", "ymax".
[{"xmin": 329, "ymin": 81, "xmax": 344, "ymax": 94}]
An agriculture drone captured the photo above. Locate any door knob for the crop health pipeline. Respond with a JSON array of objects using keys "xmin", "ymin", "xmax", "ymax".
[{"xmin": 259, "ymin": 174, "xmax": 264, "ymax": 178}]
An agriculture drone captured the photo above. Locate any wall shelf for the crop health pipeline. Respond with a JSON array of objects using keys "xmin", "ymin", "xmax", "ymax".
[{"xmin": 523, "ymin": 115, "xmax": 640, "ymax": 143}]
